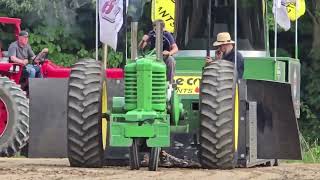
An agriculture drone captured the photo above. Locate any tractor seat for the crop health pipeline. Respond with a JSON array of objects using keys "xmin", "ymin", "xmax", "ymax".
[{"xmin": 0, "ymin": 51, "xmax": 9, "ymax": 63}]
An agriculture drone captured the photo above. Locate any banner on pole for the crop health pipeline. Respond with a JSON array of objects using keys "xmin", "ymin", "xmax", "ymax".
[
  {"xmin": 151, "ymin": 0, "xmax": 175, "ymax": 33},
  {"xmin": 273, "ymin": 0, "xmax": 291, "ymax": 31},
  {"xmin": 286, "ymin": 0, "xmax": 306, "ymax": 21},
  {"xmin": 99, "ymin": 0, "xmax": 124, "ymax": 50}
]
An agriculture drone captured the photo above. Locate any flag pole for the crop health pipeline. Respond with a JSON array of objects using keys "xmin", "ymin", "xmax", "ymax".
[
  {"xmin": 96, "ymin": 0, "xmax": 99, "ymax": 61},
  {"xmin": 274, "ymin": 0, "xmax": 278, "ymax": 61},
  {"xmin": 121, "ymin": 0, "xmax": 127, "ymax": 67},
  {"xmin": 295, "ymin": 0, "xmax": 298, "ymax": 59},
  {"xmin": 206, "ymin": 0, "xmax": 212, "ymax": 57},
  {"xmin": 234, "ymin": 0, "xmax": 237, "ymax": 76},
  {"xmin": 103, "ymin": 44, "xmax": 108, "ymax": 69}
]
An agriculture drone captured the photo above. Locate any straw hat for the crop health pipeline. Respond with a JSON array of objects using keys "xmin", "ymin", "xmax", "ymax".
[{"xmin": 213, "ymin": 32, "xmax": 235, "ymax": 47}]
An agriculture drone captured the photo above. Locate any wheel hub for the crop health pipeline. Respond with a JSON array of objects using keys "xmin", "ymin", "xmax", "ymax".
[{"xmin": 0, "ymin": 98, "xmax": 9, "ymax": 137}]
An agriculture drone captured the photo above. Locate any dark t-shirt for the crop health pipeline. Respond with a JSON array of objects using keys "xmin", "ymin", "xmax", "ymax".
[
  {"xmin": 223, "ymin": 49, "xmax": 244, "ymax": 78},
  {"xmin": 147, "ymin": 30, "xmax": 175, "ymax": 51},
  {"xmin": 8, "ymin": 41, "xmax": 35, "ymax": 62}
]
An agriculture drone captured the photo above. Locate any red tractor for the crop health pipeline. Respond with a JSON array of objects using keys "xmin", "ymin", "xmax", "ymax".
[
  {"xmin": 0, "ymin": 17, "xmax": 29, "ymax": 156},
  {"xmin": 0, "ymin": 17, "xmax": 71, "ymax": 86},
  {"xmin": 0, "ymin": 17, "xmax": 124, "ymax": 156}
]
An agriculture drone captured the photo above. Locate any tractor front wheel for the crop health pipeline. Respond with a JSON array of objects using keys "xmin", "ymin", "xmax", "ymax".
[
  {"xmin": 148, "ymin": 147, "xmax": 160, "ymax": 171},
  {"xmin": 129, "ymin": 139, "xmax": 140, "ymax": 170},
  {"xmin": 67, "ymin": 59, "xmax": 105, "ymax": 168}
]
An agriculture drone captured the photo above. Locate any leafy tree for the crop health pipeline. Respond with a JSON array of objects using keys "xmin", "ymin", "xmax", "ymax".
[
  {"xmin": 306, "ymin": 0, "xmax": 320, "ymax": 59},
  {"xmin": 296, "ymin": 0, "xmax": 320, "ymax": 143},
  {"xmin": 0, "ymin": 0, "xmax": 96, "ymax": 66}
]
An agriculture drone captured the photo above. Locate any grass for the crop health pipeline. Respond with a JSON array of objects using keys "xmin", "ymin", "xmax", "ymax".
[
  {"xmin": 300, "ymin": 135, "xmax": 320, "ymax": 163},
  {"xmin": 286, "ymin": 134, "xmax": 320, "ymax": 163}
]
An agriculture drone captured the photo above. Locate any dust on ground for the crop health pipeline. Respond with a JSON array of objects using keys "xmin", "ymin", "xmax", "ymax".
[{"xmin": 0, "ymin": 158, "xmax": 320, "ymax": 180}]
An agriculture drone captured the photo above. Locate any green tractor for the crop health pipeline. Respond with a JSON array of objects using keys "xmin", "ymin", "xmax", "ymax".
[{"xmin": 66, "ymin": 0, "xmax": 301, "ymax": 171}]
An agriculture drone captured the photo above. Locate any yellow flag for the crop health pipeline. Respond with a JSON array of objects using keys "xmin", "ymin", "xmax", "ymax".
[
  {"xmin": 151, "ymin": 0, "xmax": 175, "ymax": 33},
  {"xmin": 286, "ymin": 0, "xmax": 306, "ymax": 21}
]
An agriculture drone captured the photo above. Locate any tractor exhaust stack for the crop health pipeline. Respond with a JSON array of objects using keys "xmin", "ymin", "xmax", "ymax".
[
  {"xmin": 131, "ymin": 22, "xmax": 138, "ymax": 60},
  {"xmin": 155, "ymin": 21, "xmax": 163, "ymax": 61}
]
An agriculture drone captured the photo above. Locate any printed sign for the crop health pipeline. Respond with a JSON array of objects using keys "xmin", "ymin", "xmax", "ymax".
[
  {"xmin": 99, "ymin": 0, "xmax": 124, "ymax": 50},
  {"xmin": 286, "ymin": 0, "xmax": 305, "ymax": 21},
  {"xmin": 101, "ymin": 0, "xmax": 121, "ymax": 23},
  {"xmin": 151, "ymin": 0, "xmax": 175, "ymax": 33},
  {"xmin": 174, "ymin": 76, "xmax": 201, "ymax": 95}
]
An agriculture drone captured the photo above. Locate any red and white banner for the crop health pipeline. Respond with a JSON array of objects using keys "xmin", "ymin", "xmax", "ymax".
[{"xmin": 99, "ymin": 0, "xmax": 124, "ymax": 50}]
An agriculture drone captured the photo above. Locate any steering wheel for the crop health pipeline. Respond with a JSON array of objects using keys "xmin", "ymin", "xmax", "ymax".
[{"xmin": 139, "ymin": 32, "xmax": 171, "ymax": 58}]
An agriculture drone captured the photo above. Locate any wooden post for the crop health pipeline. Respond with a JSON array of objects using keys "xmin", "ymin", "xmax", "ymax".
[{"xmin": 103, "ymin": 44, "xmax": 108, "ymax": 69}]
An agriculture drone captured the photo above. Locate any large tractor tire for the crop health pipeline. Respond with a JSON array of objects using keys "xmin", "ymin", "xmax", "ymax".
[
  {"xmin": 67, "ymin": 59, "xmax": 105, "ymax": 168},
  {"xmin": 199, "ymin": 60, "xmax": 239, "ymax": 169},
  {"xmin": 0, "ymin": 77, "xmax": 29, "ymax": 156}
]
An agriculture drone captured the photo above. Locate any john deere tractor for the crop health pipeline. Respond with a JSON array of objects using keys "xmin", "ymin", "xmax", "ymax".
[
  {"xmin": 66, "ymin": 0, "xmax": 301, "ymax": 171},
  {"xmin": 67, "ymin": 21, "xmax": 183, "ymax": 171}
]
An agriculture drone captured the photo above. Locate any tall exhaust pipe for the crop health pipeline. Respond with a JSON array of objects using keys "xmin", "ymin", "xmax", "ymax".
[
  {"xmin": 155, "ymin": 21, "xmax": 163, "ymax": 61},
  {"xmin": 131, "ymin": 22, "xmax": 138, "ymax": 60}
]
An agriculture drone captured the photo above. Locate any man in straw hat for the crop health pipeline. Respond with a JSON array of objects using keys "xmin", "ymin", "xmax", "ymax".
[{"xmin": 205, "ymin": 32, "xmax": 244, "ymax": 78}]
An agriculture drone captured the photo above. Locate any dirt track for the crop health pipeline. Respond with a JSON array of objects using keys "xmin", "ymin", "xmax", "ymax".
[{"xmin": 0, "ymin": 158, "xmax": 320, "ymax": 180}]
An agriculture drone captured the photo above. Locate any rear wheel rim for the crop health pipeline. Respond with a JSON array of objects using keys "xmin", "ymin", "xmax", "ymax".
[
  {"xmin": 0, "ymin": 98, "xmax": 9, "ymax": 137},
  {"xmin": 102, "ymin": 81, "xmax": 108, "ymax": 150}
]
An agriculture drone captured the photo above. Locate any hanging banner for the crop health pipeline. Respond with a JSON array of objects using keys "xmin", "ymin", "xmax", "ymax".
[
  {"xmin": 151, "ymin": 0, "xmax": 175, "ymax": 33},
  {"xmin": 99, "ymin": 0, "xmax": 124, "ymax": 51},
  {"xmin": 273, "ymin": 0, "xmax": 291, "ymax": 31},
  {"xmin": 286, "ymin": 0, "xmax": 306, "ymax": 21}
]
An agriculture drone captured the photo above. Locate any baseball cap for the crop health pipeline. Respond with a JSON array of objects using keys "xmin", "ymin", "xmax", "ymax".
[{"xmin": 19, "ymin": 31, "xmax": 29, "ymax": 37}]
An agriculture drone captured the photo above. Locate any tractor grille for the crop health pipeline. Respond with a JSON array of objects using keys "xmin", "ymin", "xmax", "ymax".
[
  {"xmin": 152, "ymin": 71, "xmax": 166, "ymax": 111},
  {"xmin": 124, "ymin": 71, "xmax": 137, "ymax": 110},
  {"xmin": 124, "ymin": 61, "xmax": 167, "ymax": 111}
]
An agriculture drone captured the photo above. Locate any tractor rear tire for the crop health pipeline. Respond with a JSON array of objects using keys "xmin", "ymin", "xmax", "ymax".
[
  {"xmin": 67, "ymin": 59, "xmax": 105, "ymax": 168},
  {"xmin": 0, "ymin": 77, "xmax": 29, "ymax": 157},
  {"xmin": 199, "ymin": 60, "xmax": 238, "ymax": 169}
]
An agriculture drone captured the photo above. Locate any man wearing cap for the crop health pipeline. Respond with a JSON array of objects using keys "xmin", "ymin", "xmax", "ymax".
[
  {"xmin": 8, "ymin": 30, "xmax": 42, "ymax": 78},
  {"xmin": 206, "ymin": 32, "xmax": 244, "ymax": 78}
]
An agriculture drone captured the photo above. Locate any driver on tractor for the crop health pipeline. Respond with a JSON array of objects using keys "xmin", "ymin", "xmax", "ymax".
[
  {"xmin": 138, "ymin": 19, "xmax": 178, "ymax": 85},
  {"xmin": 138, "ymin": 19, "xmax": 195, "ymax": 167},
  {"xmin": 8, "ymin": 31, "xmax": 47, "ymax": 78}
]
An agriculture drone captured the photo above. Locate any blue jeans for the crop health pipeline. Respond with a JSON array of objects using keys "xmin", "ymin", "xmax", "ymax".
[
  {"xmin": 164, "ymin": 56, "xmax": 175, "ymax": 83},
  {"xmin": 25, "ymin": 64, "xmax": 41, "ymax": 78}
]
